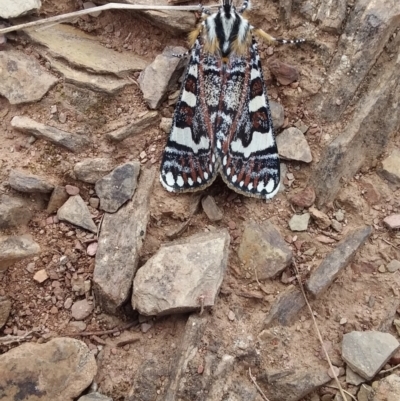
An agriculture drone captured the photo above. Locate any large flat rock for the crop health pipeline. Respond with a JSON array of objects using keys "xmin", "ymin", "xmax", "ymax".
[
  {"xmin": 9, "ymin": 169, "xmax": 54, "ymax": 193},
  {"xmin": 306, "ymin": 226, "xmax": 372, "ymax": 298},
  {"xmin": 11, "ymin": 116, "xmax": 90, "ymax": 152},
  {"xmin": 26, "ymin": 24, "xmax": 147, "ymax": 75},
  {"xmin": 132, "ymin": 230, "xmax": 230, "ymax": 316},
  {"xmin": 73, "ymin": 158, "xmax": 114, "ymax": 184},
  {"xmin": 0, "ymin": 50, "xmax": 57, "ymax": 104},
  {"xmin": 0, "ymin": 194, "xmax": 33, "ymax": 229},
  {"xmin": 0, "ymin": 338, "xmax": 97, "ymax": 401},
  {"xmin": 93, "ymin": 168, "xmax": 156, "ymax": 314},
  {"xmin": 372, "ymin": 374, "xmax": 400, "ymax": 401},
  {"xmin": 0, "ymin": 0, "xmax": 41, "ymax": 18}
]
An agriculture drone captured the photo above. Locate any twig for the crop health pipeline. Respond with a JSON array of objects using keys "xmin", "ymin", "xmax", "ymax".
[
  {"xmin": 248, "ymin": 368, "xmax": 271, "ymax": 401},
  {"xmin": 379, "ymin": 363, "xmax": 400, "ymax": 374},
  {"xmin": 382, "ymin": 238, "xmax": 400, "ymax": 251},
  {"xmin": 0, "ymin": 331, "xmax": 33, "ymax": 345},
  {"xmin": 63, "ymin": 321, "xmax": 138, "ymax": 337},
  {"xmin": 292, "ymin": 260, "xmax": 348, "ymax": 401},
  {"xmin": 325, "ymin": 386, "xmax": 357, "ymax": 401},
  {"xmin": 0, "ymin": 3, "xmax": 219, "ymax": 35}
]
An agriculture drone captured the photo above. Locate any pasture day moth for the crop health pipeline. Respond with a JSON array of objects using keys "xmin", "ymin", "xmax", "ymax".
[{"xmin": 160, "ymin": 0, "xmax": 304, "ymax": 199}]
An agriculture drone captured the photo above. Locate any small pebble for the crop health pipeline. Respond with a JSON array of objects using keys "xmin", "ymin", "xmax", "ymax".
[
  {"xmin": 228, "ymin": 310, "xmax": 235, "ymax": 321},
  {"xmin": 33, "ymin": 269, "xmax": 49, "ymax": 283},
  {"xmin": 65, "ymin": 185, "xmax": 80, "ymax": 195}
]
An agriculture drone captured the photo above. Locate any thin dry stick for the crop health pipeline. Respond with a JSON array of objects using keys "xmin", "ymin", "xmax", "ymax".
[
  {"xmin": 63, "ymin": 321, "xmax": 138, "ymax": 337},
  {"xmin": 325, "ymin": 386, "xmax": 357, "ymax": 401},
  {"xmin": 292, "ymin": 260, "xmax": 348, "ymax": 401},
  {"xmin": 382, "ymin": 238, "xmax": 400, "ymax": 251},
  {"xmin": 379, "ymin": 363, "xmax": 400, "ymax": 374},
  {"xmin": 0, "ymin": 331, "xmax": 33, "ymax": 345},
  {"xmin": 249, "ymin": 368, "xmax": 271, "ymax": 401},
  {"xmin": 0, "ymin": 3, "xmax": 219, "ymax": 35}
]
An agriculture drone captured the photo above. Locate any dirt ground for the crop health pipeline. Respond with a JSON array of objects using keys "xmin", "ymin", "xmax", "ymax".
[{"xmin": 1, "ymin": 1, "xmax": 400, "ymax": 400}]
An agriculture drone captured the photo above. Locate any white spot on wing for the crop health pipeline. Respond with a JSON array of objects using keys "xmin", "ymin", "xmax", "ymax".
[
  {"xmin": 204, "ymin": 172, "xmax": 209, "ymax": 180},
  {"xmin": 249, "ymin": 95, "xmax": 266, "ymax": 112},
  {"xmin": 165, "ymin": 172, "xmax": 175, "ymax": 187},
  {"xmin": 170, "ymin": 126, "xmax": 209, "ymax": 154},
  {"xmin": 239, "ymin": 181, "xmax": 244, "ymax": 187},
  {"xmin": 232, "ymin": 175, "xmax": 237, "ymax": 183},
  {"xmin": 197, "ymin": 177, "xmax": 202, "ymax": 184},
  {"xmin": 226, "ymin": 167, "xmax": 231, "ymax": 176},
  {"xmin": 230, "ymin": 128, "xmax": 275, "ymax": 158},
  {"xmin": 223, "ymin": 155, "xmax": 227, "ymax": 165},
  {"xmin": 257, "ymin": 181, "xmax": 264, "ymax": 193},
  {"xmin": 248, "ymin": 183, "xmax": 253, "ymax": 191},
  {"xmin": 188, "ymin": 177, "xmax": 194, "ymax": 186},
  {"xmin": 176, "ymin": 175, "xmax": 184, "ymax": 187},
  {"xmin": 250, "ymin": 68, "xmax": 260, "ymax": 80},
  {"xmin": 265, "ymin": 179, "xmax": 275, "ymax": 193},
  {"xmin": 181, "ymin": 90, "xmax": 197, "ymax": 107}
]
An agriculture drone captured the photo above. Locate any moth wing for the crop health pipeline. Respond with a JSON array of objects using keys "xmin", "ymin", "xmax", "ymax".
[
  {"xmin": 160, "ymin": 39, "xmax": 219, "ymax": 193},
  {"xmin": 218, "ymin": 40, "xmax": 280, "ymax": 199}
]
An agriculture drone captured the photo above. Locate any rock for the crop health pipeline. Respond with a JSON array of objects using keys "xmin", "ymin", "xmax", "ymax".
[
  {"xmin": 33, "ymin": 269, "xmax": 49, "ymax": 283},
  {"xmin": 289, "ymin": 186, "xmax": 316, "ymax": 208},
  {"xmin": 0, "ymin": 297, "xmax": 11, "ymax": 329},
  {"xmin": 78, "ymin": 393, "xmax": 112, "ymax": 401},
  {"xmin": 360, "ymin": 181, "xmax": 381, "ymax": 205},
  {"xmin": 345, "ymin": 367, "xmax": 365, "ymax": 386},
  {"xmin": 9, "ymin": 169, "xmax": 54, "ymax": 193},
  {"xmin": 294, "ymin": 120, "xmax": 309, "ymax": 135},
  {"xmin": 26, "ymin": 24, "xmax": 147, "ymax": 74},
  {"xmin": 87, "ymin": 242, "xmax": 97, "ymax": 256},
  {"xmin": 71, "ymin": 299, "xmax": 94, "ymax": 321},
  {"xmin": 315, "ymin": 0, "xmax": 347, "ymax": 33},
  {"xmin": 372, "ymin": 374, "xmax": 400, "ymax": 401},
  {"xmin": 11, "ymin": 116, "xmax": 90, "ymax": 152},
  {"xmin": 306, "ymin": 226, "xmax": 372, "ymax": 298},
  {"xmin": 331, "ymin": 220, "xmax": 342, "ymax": 232},
  {"xmin": 106, "ymin": 111, "xmax": 159, "ymax": 141},
  {"xmin": 276, "ymin": 128, "xmax": 312, "ymax": 163},
  {"xmin": 0, "ymin": 194, "xmax": 32, "ymax": 229},
  {"xmin": 74, "ymin": 158, "xmax": 114, "ymax": 184},
  {"xmin": 387, "ymin": 260, "xmax": 400, "ymax": 273},
  {"xmin": 65, "ymin": 185, "xmax": 79, "ymax": 196},
  {"xmin": 47, "ymin": 186, "xmax": 69, "ymax": 214},
  {"xmin": 260, "ymin": 367, "xmax": 331, "ymax": 401},
  {"xmin": 49, "ymin": 57, "xmax": 131, "ymax": 94},
  {"xmin": 132, "ymin": 230, "xmax": 230, "ymax": 316},
  {"xmin": 289, "ymin": 213, "xmax": 310, "ymax": 232},
  {"xmin": 0, "ymin": 50, "xmax": 57, "ymax": 104},
  {"xmin": 268, "ymin": 59, "xmax": 300, "ymax": 85},
  {"xmin": 139, "ymin": 46, "xmax": 187, "ymax": 109},
  {"xmin": 311, "ymin": 15, "xmax": 400, "ymax": 206},
  {"xmin": 383, "ymin": 214, "xmax": 400, "ymax": 229},
  {"xmin": 202, "ymin": 195, "xmax": 223, "ymax": 222},
  {"xmin": 160, "ymin": 117, "xmax": 173, "ymax": 133},
  {"xmin": 93, "ymin": 168, "xmax": 155, "ymax": 314},
  {"xmin": 67, "ymin": 321, "xmax": 87, "ymax": 333},
  {"xmin": 264, "ymin": 285, "xmax": 306, "ymax": 327},
  {"xmin": 0, "ymin": 235, "xmax": 40, "ymax": 273},
  {"xmin": 334, "ymin": 209, "xmax": 345, "ymax": 222},
  {"xmin": 0, "ymin": 338, "xmax": 97, "ymax": 401},
  {"xmin": 57, "ymin": 195, "xmax": 97, "ymax": 233},
  {"xmin": 89, "ymin": 198, "xmax": 100, "ymax": 209},
  {"xmin": 163, "ymin": 315, "xmax": 208, "ymax": 400},
  {"xmin": 342, "ymin": 331, "xmax": 400, "ymax": 380},
  {"xmin": 238, "ymin": 221, "xmax": 292, "ymax": 280},
  {"xmin": 95, "ymin": 162, "xmax": 141, "ymax": 213},
  {"xmin": 309, "ymin": 206, "xmax": 331, "ymax": 229},
  {"xmin": 270, "ymin": 100, "xmax": 285, "ymax": 130},
  {"xmin": 357, "ymin": 384, "xmax": 373, "ymax": 401},
  {"xmin": 380, "ymin": 149, "xmax": 400, "ymax": 185},
  {"xmin": 0, "ymin": 0, "xmax": 41, "ymax": 18}
]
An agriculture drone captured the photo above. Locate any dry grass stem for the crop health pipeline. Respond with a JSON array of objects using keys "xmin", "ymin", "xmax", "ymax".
[{"xmin": 249, "ymin": 368, "xmax": 271, "ymax": 401}]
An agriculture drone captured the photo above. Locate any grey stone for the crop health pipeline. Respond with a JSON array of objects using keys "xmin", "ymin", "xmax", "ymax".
[
  {"xmin": 49, "ymin": 57, "xmax": 131, "ymax": 95},
  {"xmin": 0, "ymin": 235, "xmax": 40, "ymax": 273},
  {"xmin": 264, "ymin": 285, "xmax": 306, "ymax": 327},
  {"xmin": 0, "ymin": 50, "xmax": 57, "ymax": 104},
  {"xmin": 357, "ymin": 384, "xmax": 373, "ymax": 401},
  {"xmin": 93, "ymin": 168, "xmax": 155, "ymax": 314},
  {"xmin": 0, "ymin": 194, "xmax": 33, "ymax": 229},
  {"xmin": 0, "ymin": 338, "xmax": 97, "ymax": 401},
  {"xmin": 162, "ymin": 315, "xmax": 208, "ymax": 401},
  {"xmin": 276, "ymin": 128, "xmax": 312, "ymax": 163},
  {"xmin": 71, "ymin": 299, "xmax": 94, "ymax": 321},
  {"xmin": 78, "ymin": 393, "xmax": 112, "ymax": 401},
  {"xmin": 345, "ymin": 367, "xmax": 365, "ymax": 386},
  {"xmin": 316, "ymin": 0, "xmax": 347, "ymax": 33},
  {"xmin": 238, "ymin": 220, "xmax": 292, "ymax": 280},
  {"xmin": 160, "ymin": 117, "xmax": 172, "ymax": 133},
  {"xmin": 342, "ymin": 331, "xmax": 400, "ymax": 380},
  {"xmin": 387, "ymin": 260, "xmax": 400, "ymax": 273},
  {"xmin": 95, "ymin": 162, "xmax": 141, "ymax": 213},
  {"xmin": 11, "ymin": 116, "xmax": 90, "ymax": 152},
  {"xmin": 379, "ymin": 149, "xmax": 400, "ymax": 185},
  {"xmin": 9, "ymin": 169, "xmax": 54, "ymax": 193},
  {"xmin": 47, "ymin": 186, "xmax": 69, "ymax": 214},
  {"xmin": 309, "ymin": 206, "xmax": 331, "ymax": 230},
  {"xmin": 0, "ymin": 297, "xmax": 11, "ymax": 329},
  {"xmin": 0, "ymin": 0, "xmax": 41, "ymax": 18},
  {"xmin": 372, "ymin": 374, "xmax": 400, "ymax": 401},
  {"xmin": 67, "ymin": 321, "xmax": 87, "ymax": 333},
  {"xmin": 260, "ymin": 367, "xmax": 331, "ymax": 401},
  {"xmin": 289, "ymin": 186, "xmax": 316, "ymax": 208},
  {"xmin": 306, "ymin": 226, "xmax": 372, "ymax": 298},
  {"xmin": 289, "ymin": 213, "xmax": 310, "ymax": 232},
  {"xmin": 132, "ymin": 230, "xmax": 230, "ymax": 316},
  {"xmin": 106, "ymin": 111, "xmax": 159, "ymax": 141},
  {"xmin": 26, "ymin": 24, "xmax": 147, "ymax": 75},
  {"xmin": 57, "ymin": 195, "xmax": 97, "ymax": 233},
  {"xmin": 270, "ymin": 100, "xmax": 285, "ymax": 130},
  {"xmin": 74, "ymin": 158, "xmax": 114, "ymax": 184},
  {"xmin": 383, "ymin": 214, "xmax": 400, "ymax": 229},
  {"xmin": 202, "ymin": 195, "xmax": 223, "ymax": 222},
  {"xmin": 139, "ymin": 46, "xmax": 187, "ymax": 109}
]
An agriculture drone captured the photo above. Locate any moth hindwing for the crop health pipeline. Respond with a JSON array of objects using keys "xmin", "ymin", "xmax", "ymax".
[{"xmin": 160, "ymin": 0, "xmax": 303, "ymax": 200}]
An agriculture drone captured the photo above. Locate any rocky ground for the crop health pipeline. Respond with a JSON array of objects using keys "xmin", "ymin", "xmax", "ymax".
[{"xmin": 0, "ymin": 1, "xmax": 400, "ymax": 401}]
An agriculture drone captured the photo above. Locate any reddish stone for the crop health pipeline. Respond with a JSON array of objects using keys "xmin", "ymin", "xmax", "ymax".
[
  {"xmin": 360, "ymin": 182, "xmax": 381, "ymax": 205},
  {"xmin": 290, "ymin": 186, "xmax": 316, "ymax": 208},
  {"xmin": 65, "ymin": 185, "xmax": 80, "ymax": 196},
  {"xmin": 383, "ymin": 215, "xmax": 400, "ymax": 229}
]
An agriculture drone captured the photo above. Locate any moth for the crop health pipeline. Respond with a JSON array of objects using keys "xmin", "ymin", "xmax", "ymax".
[{"xmin": 160, "ymin": 0, "xmax": 304, "ymax": 199}]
